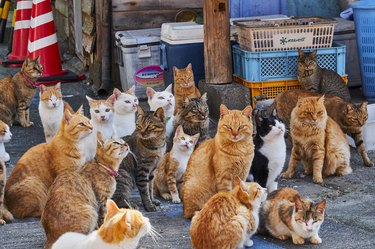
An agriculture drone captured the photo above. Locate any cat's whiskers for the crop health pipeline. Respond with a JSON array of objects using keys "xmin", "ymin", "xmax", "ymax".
[{"xmin": 148, "ymin": 225, "xmax": 161, "ymax": 242}]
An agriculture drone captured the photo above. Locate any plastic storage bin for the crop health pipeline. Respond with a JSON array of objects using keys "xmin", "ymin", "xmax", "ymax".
[
  {"xmin": 229, "ymin": 0, "xmax": 287, "ymax": 18},
  {"xmin": 352, "ymin": 0, "xmax": 375, "ymax": 101},
  {"xmin": 115, "ymin": 28, "xmax": 164, "ymax": 99},
  {"xmin": 232, "ymin": 43, "xmax": 346, "ymax": 82}
]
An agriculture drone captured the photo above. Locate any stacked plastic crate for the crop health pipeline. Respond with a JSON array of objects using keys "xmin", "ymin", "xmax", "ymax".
[{"xmin": 232, "ymin": 17, "xmax": 347, "ymax": 107}]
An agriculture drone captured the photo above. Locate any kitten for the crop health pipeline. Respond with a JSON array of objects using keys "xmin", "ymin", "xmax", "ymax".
[
  {"xmin": 51, "ymin": 199, "xmax": 156, "ymax": 249},
  {"xmin": 297, "ymin": 49, "xmax": 351, "ymax": 102},
  {"xmin": 147, "ymin": 84, "xmax": 175, "ymax": 138},
  {"xmin": 270, "ymin": 89, "xmax": 372, "ymax": 166},
  {"xmin": 190, "ymin": 177, "xmax": 267, "ymax": 249},
  {"xmin": 112, "ymin": 106, "xmax": 166, "ymax": 212},
  {"xmin": 182, "ymin": 104, "xmax": 254, "ymax": 218},
  {"xmin": 109, "ymin": 87, "xmax": 139, "ymax": 138},
  {"xmin": 260, "ymin": 187, "xmax": 326, "ymax": 245},
  {"xmin": 5, "ymin": 108, "xmax": 93, "ymax": 218},
  {"xmin": 0, "ymin": 160, "xmax": 13, "ymax": 225},
  {"xmin": 0, "ymin": 56, "xmax": 42, "ymax": 127},
  {"xmin": 0, "ymin": 120, "xmax": 12, "ymax": 162},
  {"xmin": 154, "ymin": 125, "xmax": 199, "ymax": 203},
  {"xmin": 281, "ymin": 96, "xmax": 352, "ymax": 184},
  {"xmin": 173, "ymin": 63, "xmax": 201, "ymax": 115},
  {"xmin": 249, "ymin": 109, "xmax": 286, "ymax": 193},
  {"xmin": 42, "ymin": 133, "xmax": 129, "ymax": 249},
  {"xmin": 38, "ymin": 83, "xmax": 74, "ymax": 142}
]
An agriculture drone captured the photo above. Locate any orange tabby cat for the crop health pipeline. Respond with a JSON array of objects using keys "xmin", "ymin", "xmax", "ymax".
[
  {"xmin": 181, "ymin": 104, "xmax": 254, "ymax": 218},
  {"xmin": 281, "ymin": 96, "xmax": 352, "ymax": 183},
  {"xmin": 4, "ymin": 107, "xmax": 93, "ymax": 218},
  {"xmin": 0, "ymin": 160, "xmax": 13, "ymax": 225},
  {"xmin": 173, "ymin": 63, "xmax": 201, "ymax": 115},
  {"xmin": 190, "ymin": 177, "xmax": 267, "ymax": 249}
]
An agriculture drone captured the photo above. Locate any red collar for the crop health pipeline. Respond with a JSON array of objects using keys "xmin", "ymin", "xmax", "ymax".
[
  {"xmin": 97, "ymin": 160, "xmax": 118, "ymax": 177},
  {"xmin": 21, "ymin": 72, "xmax": 38, "ymax": 88}
]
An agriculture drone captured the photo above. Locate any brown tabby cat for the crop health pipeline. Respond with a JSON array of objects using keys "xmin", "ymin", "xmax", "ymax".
[
  {"xmin": 270, "ymin": 89, "xmax": 372, "ymax": 166},
  {"xmin": 190, "ymin": 177, "xmax": 267, "ymax": 249},
  {"xmin": 0, "ymin": 56, "xmax": 43, "ymax": 127},
  {"xmin": 173, "ymin": 63, "xmax": 201, "ymax": 115},
  {"xmin": 281, "ymin": 96, "xmax": 352, "ymax": 183},
  {"xmin": 0, "ymin": 160, "xmax": 13, "ymax": 225},
  {"xmin": 4, "ymin": 107, "xmax": 93, "ymax": 218},
  {"xmin": 41, "ymin": 132, "xmax": 129, "ymax": 249},
  {"xmin": 260, "ymin": 187, "xmax": 326, "ymax": 245},
  {"xmin": 182, "ymin": 104, "xmax": 254, "ymax": 218},
  {"xmin": 297, "ymin": 49, "xmax": 351, "ymax": 102}
]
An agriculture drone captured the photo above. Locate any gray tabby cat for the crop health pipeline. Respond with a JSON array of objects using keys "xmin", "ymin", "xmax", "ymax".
[
  {"xmin": 297, "ymin": 50, "xmax": 351, "ymax": 102},
  {"xmin": 112, "ymin": 106, "xmax": 166, "ymax": 212}
]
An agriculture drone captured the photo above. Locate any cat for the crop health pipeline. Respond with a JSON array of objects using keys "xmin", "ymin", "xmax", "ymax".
[
  {"xmin": 0, "ymin": 56, "xmax": 42, "ymax": 127},
  {"xmin": 154, "ymin": 125, "xmax": 199, "ymax": 203},
  {"xmin": 297, "ymin": 49, "xmax": 351, "ymax": 102},
  {"xmin": 260, "ymin": 187, "xmax": 326, "ymax": 245},
  {"xmin": 51, "ymin": 199, "xmax": 156, "ymax": 249},
  {"xmin": 190, "ymin": 177, "xmax": 267, "ymax": 249},
  {"xmin": 281, "ymin": 96, "xmax": 352, "ymax": 184},
  {"xmin": 172, "ymin": 93, "xmax": 209, "ymax": 149},
  {"xmin": 0, "ymin": 160, "xmax": 13, "ymax": 225},
  {"xmin": 112, "ymin": 106, "xmax": 166, "ymax": 212},
  {"xmin": 249, "ymin": 109, "xmax": 286, "ymax": 193},
  {"xmin": 181, "ymin": 104, "xmax": 254, "ymax": 219},
  {"xmin": 269, "ymin": 89, "xmax": 372, "ymax": 167},
  {"xmin": 38, "ymin": 83, "xmax": 74, "ymax": 142},
  {"xmin": 41, "ymin": 132, "xmax": 129, "ymax": 249},
  {"xmin": 0, "ymin": 120, "xmax": 12, "ymax": 162},
  {"xmin": 108, "ymin": 87, "xmax": 139, "ymax": 138},
  {"xmin": 147, "ymin": 84, "xmax": 175, "ymax": 138},
  {"xmin": 4, "ymin": 107, "xmax": 93, "ymax": 218},
  {"xmin": 173, "ymin": 63, "xmax": 201, "ymax": 115}
]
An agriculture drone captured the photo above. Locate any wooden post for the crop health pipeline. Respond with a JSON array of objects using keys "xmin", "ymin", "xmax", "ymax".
[{"xmin": 204, "ymin": 0, "xmax": 232, "ymax": 84}]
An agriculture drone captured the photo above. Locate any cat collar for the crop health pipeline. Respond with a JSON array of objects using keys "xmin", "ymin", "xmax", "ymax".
[
  {"xmin": 97, "ymin": 161, "xmax": 119, "ymax": 177},
  {"xmin": 21, "ymin": 73, "xmax": 38, "ymax": 88}
]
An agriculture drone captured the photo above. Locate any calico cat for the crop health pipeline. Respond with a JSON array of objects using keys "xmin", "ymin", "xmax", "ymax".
[
  {"xmin": 270, "ymin": 89, "xmax": 372, "ymax": 166},
  {"xmin": 281, "ymin": 96, "xmax": 352, "ymax": 184},
  {"xmin": 190, "ymin": 177, "xmax": 267, "ymax": 249},
  {"xmin": 112, "ymin": 106, "xmax": 166, "ymax": 212},
  {"xmin": 51, "ymin": 199, "xmax": 156, "ymax": 249},
  {"xmin": 108, "ymin": 87, "xmax": 139, "ymax": 138},
  {"xmin": 38, "ymin": 83, "xmax": 74, "ymax": 142},
  {"xmin": 41, "ymin": 133, "xmax": 129, "ymax": 249},
  {"xmin": 154, "ymin": 125, "xmax": 199, "ymax": 203},
  {"xmin": 260, "ymin": 187, "xmax": 326, "ymax": 245},
  {"xmin": 173, "ymin": 93, "xmax": 209, "ymax": 148},
  {"xmin": 0, "ymin": 160, "xmax": 13, "ymax": 225},
  {"xmin": 147, "ymin": 84, "xmax": 175, "ymax": 138},
  {"xmin": 5, "ymin": 108, "xmax": 93, "ymax": 218},
  {"xmin": 0, "ymin": 120, "xmax": 12, "ymax": 162},
  {"xmin": 249, "ymin": 109, "xmax": 286, "ymax": 193},
  {"xmin": 173, "ymin": 63, "xmax": 201, "ymax": 115},
  {"xmin": 0, "ymin": 56, "xmax": 42, "ymax": 127},
  {"xmin": 297, "ymin": 49, "xmax": 351, "ymax": 102},
  {"xmin": 182, "ymin": 104, "xmax": 254, "ymax": 219}
]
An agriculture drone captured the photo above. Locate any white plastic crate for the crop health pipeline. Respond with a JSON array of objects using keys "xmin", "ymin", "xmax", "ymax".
[{"xmin": 348, "ymin": 104, "xmax": 375, "ymax": 151}]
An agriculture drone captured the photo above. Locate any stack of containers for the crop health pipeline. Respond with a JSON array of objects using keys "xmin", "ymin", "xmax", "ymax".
[{"xmin": 232, "ymin": 17, "xmax": 348, "ymax": 107}]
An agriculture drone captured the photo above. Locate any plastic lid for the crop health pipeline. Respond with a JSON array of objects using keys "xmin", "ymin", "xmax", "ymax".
[
  {"xmin": 161, "ymin": 22, "xmax": 203, "ymax": 41},
  {"xmin": 351, "ymin": 0, "xmax": 375, "ymax": 9},
  {"xmin": 115, "ymin": 28, "xmax": 161, "ymax": 46}
]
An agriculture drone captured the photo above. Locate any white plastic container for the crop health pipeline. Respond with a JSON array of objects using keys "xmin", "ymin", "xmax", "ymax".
[{"xmin": 115, "ymin": 28, "xmax": 164, "ymax": 99}]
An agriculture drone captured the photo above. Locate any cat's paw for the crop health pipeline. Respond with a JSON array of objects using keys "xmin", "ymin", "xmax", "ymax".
[
  {"xmin": 161, "ymin": 193, "xmax": 172, "ymax": 200},
  {"xmin": 312, "ymin": 176, "xmax": 324, "ymax": 184},
  {"xmin": 310, "ymin": 236, "xmax": 322, "ymax": 244},
  {"xmin": 276, "ymin": 235, "xmax": 289, "ymax": 241},
  {"xmin": 292, "ymin": 236, "xmax": 305, "ymax": 245},
  {"xmin": 364, "ymin": 159, "xmax": 374, "ymax": 167},
  {"xmin": 244, "ymin": 238, "xmax": 254, "ymax": 247},
  {"xmin": 152, "ymin": 199, "xmax": 161, "ymax": 206},
  {"xmin": 172, "ymin": 196, "xmax": 181, "ymax": 204},
  {"xmin": 281, "ymin": 171, "xmax": 294, "ymax": 179},
  {"xmin": 144, "ymin": 204, "xmax": 157, "ymax": 212},
  {"xmin": 0, "ymin": 219, "xmax": 6, "ymax": 225}
]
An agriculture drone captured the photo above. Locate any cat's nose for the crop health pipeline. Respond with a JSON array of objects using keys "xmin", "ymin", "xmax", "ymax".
[{"xmin": 53, "ymin": 103, "xmax": 56, "ymax": 107}]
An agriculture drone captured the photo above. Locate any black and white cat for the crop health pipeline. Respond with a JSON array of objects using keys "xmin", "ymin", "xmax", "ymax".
[{"xmin": 248, "ymin": 110, "xmax": 286, "ymax": 193}]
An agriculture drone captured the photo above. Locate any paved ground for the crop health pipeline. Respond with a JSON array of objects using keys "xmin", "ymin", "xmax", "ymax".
[{"xmin": 0, "ymin": 45, "xmax": 375, "ymax": 249}]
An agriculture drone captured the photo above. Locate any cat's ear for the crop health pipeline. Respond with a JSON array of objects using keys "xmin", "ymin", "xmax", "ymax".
[
  {"xmin": 296, "ymin": 97, "xmax": 305, "ymax": 107},
  {"xmin": 183, "ymin": 97, "xmax": 190, "ymax": 107},
  {"xmin": 106, "ymin": 199, "xmax": 120, "ymax": 218},
  {"xmin": 345, "ymin": 103, "xmax": 354, "ymax": 114},
  {"xmin": 136, "ymin": 105, "xmax": 145, "ymax": 117},
  {"xmin": 242, "ymin": 105, "xmax": 253, "ymax": 120},
  {"xmin": 86, "ymin": 96, "xmax": 95, "ymax": 107},
  {"xmin": 154, "ymin": 107, "xmax": 165, "ymax": 123},
  {"xmin": 294, "ymin": 197, "xmax": 304, "ymax": 212},
  {"xmin": 298, "ymin": 49, "xmax": 305, "ymax": 58},
  {"xmin": 113, "ymin": 88, "xmax": 122, "ymax": 98},
  {"xmin": 192, "ymin": 133, "xmax": 200, "ymax": 145},
  {"xmin": 311, "ymin": 50, "xmax": 317, "ymax": 58},
  {"xmin": 360, "ymin": 101, "xmax": 368, "ymax": 112},
  {"xmin": 175, "ymin": 125, "xmax": 183, "ymax": 138},
  {"xmin": 63, "ymin": 109, "xmax": 73, "ymax": 124},
  {"xmin": 127, "ymin": 85, "xmax": 135, "ymax": 95},
  {"xmin": 55, "ymin": 82, "xmax": 61, "ymax": 91},
  {"xmin": 186, "ymin": 63, "xmax": 193, "ymax": 71},
  {"xmin": 39, "ymin": 84, "xmax": 47, "ymax": 95},
  {"xmin": 165, "ymin": 84, "xmax": 173, "ymax": 93},
  {"xmin": 200, "ymin": 92, "xmax": 207, "ymax": 102},
  {"xmin": 173, "ymin": 66, "xmax": 179, "ymax": 76},
  {"xmin": 35, "ymin": 56, "xmax": 41, "ymax": 64},
  {"xmin": 220, "ymin": 104, "xmax": 229, "ymax": 119},
  {"xmin": 234, "ymin": 176, "xmax": 247, "ymax": 192},
  {"xmin": 107, "ymin": 93, "xmax": 117, "ymax": 105},
  {"xmin": 315, "ymin": 199, "xmax": 326, "ymax": 213},
  {"xmin": 318, "ymin": 95, "xmax": 325, "ymax": 105},
  {"xmin": 146, "ymin": 87, "xmax": 156, "ymax": 99},
  {"xmin": 272, "ymin": 109, "xmax": 277, "ymax": 117},
  {"xmin": 76, "ymin": 105, "xmax": 84, "ymax": 115},
  {"xmin": 97, "ymin": 131, "xmax": 105, "ymax": 147}
]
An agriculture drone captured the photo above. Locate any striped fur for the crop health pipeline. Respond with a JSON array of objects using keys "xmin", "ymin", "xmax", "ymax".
[{"xmin": 0, "ymin": 161, "xmax": 13, "ymax": 225}]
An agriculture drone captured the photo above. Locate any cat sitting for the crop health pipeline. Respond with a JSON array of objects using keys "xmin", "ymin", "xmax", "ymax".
[
  {"xmin": 51, "ymin": 199, "xmax": 156, "ymax": 249},
  {"xmin": 260, "ymin": 187, "xmax": 326, "ymax": 245},
  {"xmin": 0, "ymin": 56, "xmax": 43, "ymax": 127},
  {"xmin": 154, "ymin": 125, "xmax": 199, "ymax": 203},
  {"xmin": 190, "ymin": 177, "xmax": 267, "ymax": 249},
  {"xmin": 0, "ymin": 160, "xmax": 13, "ymax": 225},
  {"xmin": 182, "ymin": 104, "xmax": 254, "ymax": 218},
  {"xmin": 0, "ymin": 120, "xmax": 12, "ymax": 162}
]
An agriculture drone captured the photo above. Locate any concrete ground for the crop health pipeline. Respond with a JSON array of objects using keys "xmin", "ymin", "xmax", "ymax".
[{"xmin": 0, "ymin": 45, "xmax": 375, "ymax": 249}]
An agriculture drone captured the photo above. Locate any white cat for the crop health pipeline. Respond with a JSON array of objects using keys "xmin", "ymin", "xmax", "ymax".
[
  {"xmin": 109, "ymin": 86, "xmax": 139, "ymax": 138},
  {"xmin": 147, "ymin": 84, "xmax": 175, "ymax": 138},
  {"xmin": 0, "ymin": 120, "xmax": 12, "ymax": 162}
]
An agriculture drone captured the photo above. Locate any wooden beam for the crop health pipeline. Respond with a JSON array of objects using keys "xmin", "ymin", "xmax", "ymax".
[
  {"xmin": 203, "ymin": 0, "xmax": 232, "ymax": 84},
  {"xmin": 112, "ymin": 0, "xmax": 203, "ymax": 12}
]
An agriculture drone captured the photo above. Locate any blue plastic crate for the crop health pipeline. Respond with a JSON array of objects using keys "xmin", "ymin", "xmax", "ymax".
[
  {"xmin": 229, "ymin": 0, "xmax": 287, "ymax": 18},
  {"xmin": 232, "ymin": 43, "xmax": 346, "ymax": 82}
]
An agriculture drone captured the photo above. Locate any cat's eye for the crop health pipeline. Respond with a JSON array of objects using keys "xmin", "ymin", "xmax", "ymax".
[
  {"xmin": 181, "ymin": 137, "xmax": 185, "ymax": 141},
  {"xmin": 318, "ymin": 111, "xmax": 323, "ymax": 115},
  {"xmin": 189, "ymin": 140, "xmax": 193, "ymax": 143},
  {"xmin": 224, "ymin": 125, "xmax": 231, "ymax": 130},
  {"xmin": 105, "ymin": 108, "xmax": 110, "ymax": 112},
  {"xmin": 125, "ymin": 100, "xmax": 131, "ymax": 103},
  {"xmin": 78, "ymin": 122, "xmax": 85, "ymax": 126},
  {"xmin": 136, "ymin": 124, "xmax": 142, "ymax": 129},
  {"xmin": 94, "ymin": 110, "xmax": 99, "ymax": 113},
  {"xmin": 239, "ymin": 125, "xmax": 244, "ymax": 129},
  {"xmin": 170, "ymin": 95, "xmax": 173, "ymax": 98},
  {"xmin": 158, "ymin": 97, "xmax": 165, "ymax": 100}
]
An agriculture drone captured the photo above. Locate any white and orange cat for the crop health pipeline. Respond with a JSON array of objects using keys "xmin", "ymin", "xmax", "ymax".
[
  {"xmin": 51, "ymin": 199, "xmax": 157, "ymax": 249},
  {"xmin": 0, "ymin": 120, "xmax": 12, "ymax": 162}
]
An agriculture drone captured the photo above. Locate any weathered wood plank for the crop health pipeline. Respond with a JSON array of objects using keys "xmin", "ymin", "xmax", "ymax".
[
  {"xmin": 82, "ymin": 33, "xmax": 95, "ymax": 54},
  {"xmin": 112, "ymin": 0, "xmax": 203, "ymax": 12},
  {"xmin": 82, "ymin": 14, "xmax": 95, "ymax": 35},
  {"xmin": 82, "ymin": 0, "xmax": 94, "ymax": 15}
]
